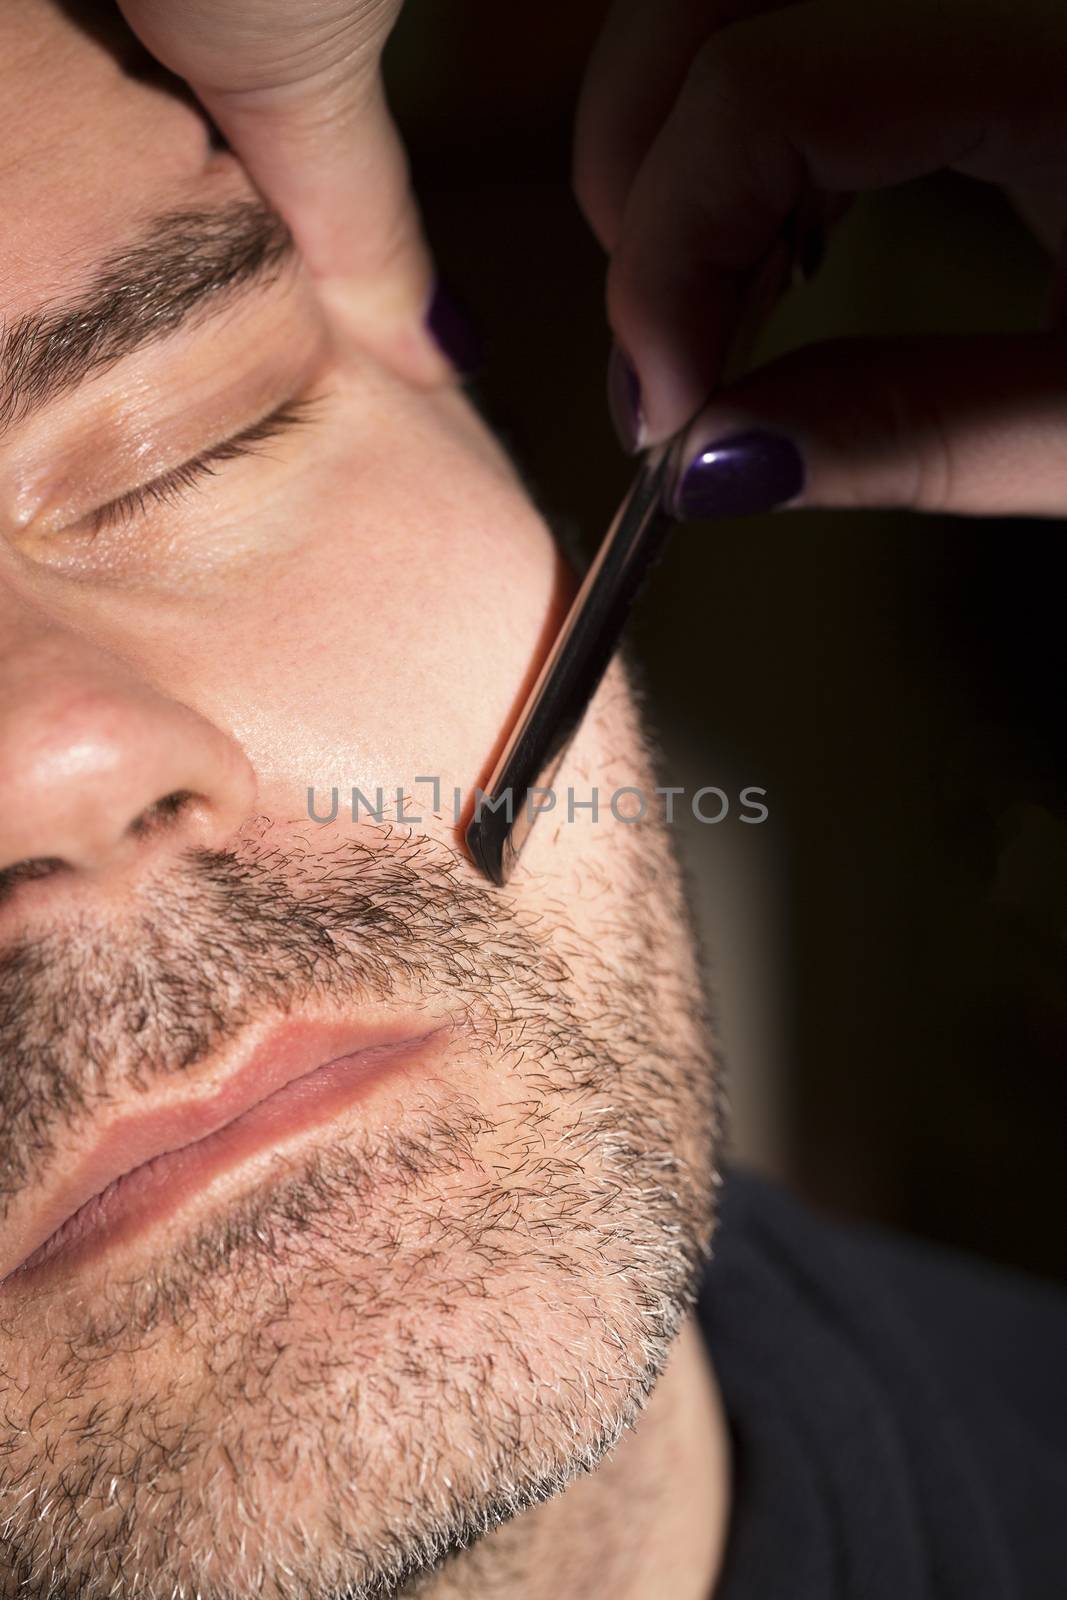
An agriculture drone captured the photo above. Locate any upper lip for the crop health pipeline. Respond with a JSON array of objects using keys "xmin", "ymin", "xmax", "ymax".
[{"xmin": 0, "ymin": 1015, "xmax": 441, "ymax": 1285}]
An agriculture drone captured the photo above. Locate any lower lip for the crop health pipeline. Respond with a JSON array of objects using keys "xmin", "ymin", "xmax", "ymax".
[{"xmin": 8, "ymin": 1031, "xmax": 445, "ymax": 1287}]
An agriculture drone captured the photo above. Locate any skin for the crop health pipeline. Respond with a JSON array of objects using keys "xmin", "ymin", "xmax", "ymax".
[
  {"xmin": 122, "ymin": 0, "xmax": 1067, "ymax": 519},
  {"xmin": 26, "ymin": 7, "xmax": 1053, "ymax": 1596},
  {"xmin": 116, "ymin": 0, "xmax": 446, "ymax": 389},
  {"xmin": 574, "ymin": 0, "xmax": 1067, "ymax": 512},
  {"xmin": 0, "ymin": 6, "xmax": 728, "ymax": 1599}
]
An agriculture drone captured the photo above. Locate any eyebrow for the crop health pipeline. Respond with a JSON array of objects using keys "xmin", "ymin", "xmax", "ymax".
[{"xmin": 0, "ymin": 198, "xmax": 295, "ymax": 437}]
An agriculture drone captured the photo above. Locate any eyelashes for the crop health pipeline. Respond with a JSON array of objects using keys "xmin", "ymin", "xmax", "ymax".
[{"xmin": 83, "ymin": 396, "xmax": 319, "ymax": 536}]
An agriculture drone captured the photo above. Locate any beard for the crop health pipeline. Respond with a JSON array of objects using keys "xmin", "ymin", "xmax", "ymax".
[{"xmin": 0, "ymin": 794, "xmax": 722, "ymax": 1600}]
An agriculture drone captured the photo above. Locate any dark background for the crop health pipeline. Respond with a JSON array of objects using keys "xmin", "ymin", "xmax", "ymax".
[{"xmin": 386, "ymin": 3, "xmax": 1067, "ymax": 1282}]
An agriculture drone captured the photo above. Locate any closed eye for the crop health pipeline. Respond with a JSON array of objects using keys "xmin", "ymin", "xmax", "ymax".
[{"xmin": 83, "ymin": 396, "xmax": 319, "ymax": 536}]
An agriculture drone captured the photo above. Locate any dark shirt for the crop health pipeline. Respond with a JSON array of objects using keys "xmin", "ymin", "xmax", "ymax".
[{"xmin": 697, "ymin": 1171, "xmax": 1067, "ymax": 1599}]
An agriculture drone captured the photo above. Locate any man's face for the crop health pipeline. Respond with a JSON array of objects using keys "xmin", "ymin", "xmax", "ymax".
[{"xmin": 0, "ymin": 9, "xmax": 720, "ymax": 1598}]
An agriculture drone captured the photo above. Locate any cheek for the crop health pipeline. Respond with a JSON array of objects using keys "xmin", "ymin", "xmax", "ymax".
[{"xmin": 193, "ymin": 422, "xmax": 571, "ymax": 837}]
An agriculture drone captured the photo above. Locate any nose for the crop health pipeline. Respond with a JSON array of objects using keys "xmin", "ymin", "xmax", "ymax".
[{"xmin": 0, "ymin": 612, "xmax": 256, "ymax": 897}]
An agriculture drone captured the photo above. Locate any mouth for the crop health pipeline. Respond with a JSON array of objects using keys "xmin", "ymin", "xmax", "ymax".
[{"xmin": 0, "ymin": 1016, "xmax": 455, "ymax": 1291}]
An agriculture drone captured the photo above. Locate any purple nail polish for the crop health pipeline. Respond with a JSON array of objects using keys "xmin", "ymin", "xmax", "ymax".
[
  {"xmin": 673, "ymin": 430, "xmax": 804, "ymax": 521},
  {"xmin": 425, "ymin": 279, "xmax": 483, "ymax": 375},
  {"xmin": 607, "ymin": 344, "xmax": 645, "ymax": 453}
]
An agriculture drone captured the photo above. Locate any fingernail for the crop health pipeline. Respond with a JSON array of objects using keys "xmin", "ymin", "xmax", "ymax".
[
  {"xmin": 607, "ymin": 343, "xmax": 646, "ymax": 453},
  {"xmin": 672, "ymin": 429, "xmax": 805, "ymax": 520},
  {"xmin": 425, "ymin": 279, "xmax": 483, "ymax": 375}
]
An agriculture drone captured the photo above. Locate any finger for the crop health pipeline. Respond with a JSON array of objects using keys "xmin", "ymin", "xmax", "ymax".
[
  {"xmin": 574, "ymin": 0, "xmax": 793, "ymax": 252},
  {"xmin": 118, "ymin": 1, "xmax": 446, "ymax": 386},
  {"xmin": 207, "ymin": 69, "xmax": 443, "ymax": 384},
  {"xmin": 610, "ymin": 0, "xmax": 1067, "ymax": 443},
  {"xmin": 666, "ymin": 329, "xmax": 1067, "ymax": 520}
]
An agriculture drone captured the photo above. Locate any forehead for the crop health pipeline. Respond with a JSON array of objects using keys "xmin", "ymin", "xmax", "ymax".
[{"xmin": 0, "ymin": 2, "xmax": 244, "ymax": 320}]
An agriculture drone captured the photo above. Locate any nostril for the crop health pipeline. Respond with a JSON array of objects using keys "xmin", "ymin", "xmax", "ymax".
[
  {"xmin": 125, "ymin": 788, "xmax": 202, "ymax": 840},
  {"xmin": 0, "ymin": 792, "xmax": 210, "ymax": 907},
  {"xmin": 0, "ymin": 855, "xmax": 68, "ymax": 908}
]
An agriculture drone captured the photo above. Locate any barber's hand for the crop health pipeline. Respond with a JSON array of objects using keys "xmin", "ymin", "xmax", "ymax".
[
  {"xmin": 118, "ymin": 0, "xmax": 447, "ymax": 384},
  {"xmin": 575, "ymin": 0, "xmax": 1067, "ymax": 517}
]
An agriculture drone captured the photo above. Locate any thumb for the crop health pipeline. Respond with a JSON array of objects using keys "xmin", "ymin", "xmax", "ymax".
[
  {"xmin": 666, "ymin": 331, "xmax": 1067, "ymax": 521},
  {"xmin": 117, "ymin": 1, "xmax": 445, "ymax": 385}
]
